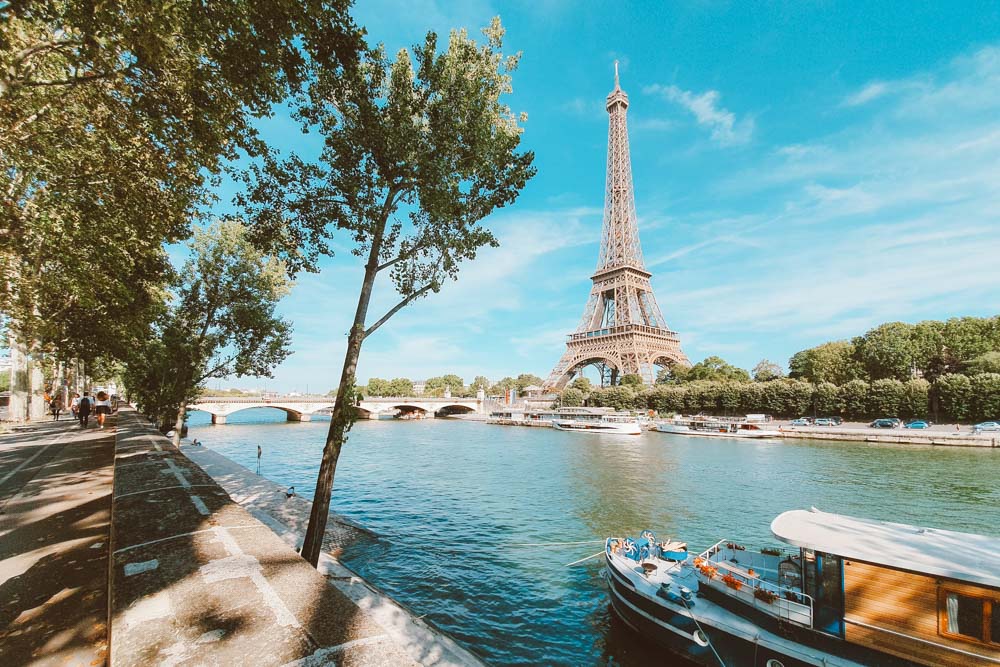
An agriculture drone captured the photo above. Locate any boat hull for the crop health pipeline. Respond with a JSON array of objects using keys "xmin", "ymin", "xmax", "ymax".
[
  {"xmin": 605, "ymin": 560, "xmax": 814, "ymax": 667},
  {"xmin": 655, "ymin": 424, "xmax": 781, "ymax": 439},
  {"xmin": 554, "ymin": 421, "xmax": 641, "ymax": 435}
]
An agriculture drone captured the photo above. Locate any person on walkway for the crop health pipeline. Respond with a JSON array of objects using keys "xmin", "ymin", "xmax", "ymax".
[
  {"xmin": 78, "ymin": 391, "xmax": 92, "ymax": 427},
  {"xmin": 70, "ymin": 393, "xmax": 81, "ymax": 420},
  {"xmin": 50, "ymin": 395, "xmax": 62, "ymax": 421},
  {"xmin": 94, "ymin": 391, "xmax": 112, "ymax": 429}
]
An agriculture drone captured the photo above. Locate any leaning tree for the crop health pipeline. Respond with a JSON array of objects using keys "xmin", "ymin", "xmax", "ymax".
[{"xmin": 238, "ymin": 18, "xmax": 535, "ymax": 565}]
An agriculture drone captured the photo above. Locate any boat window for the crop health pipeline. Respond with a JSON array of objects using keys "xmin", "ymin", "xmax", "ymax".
[{"xmin": 939, "ymin": 589, "xmax": 998, "ymax": 644}]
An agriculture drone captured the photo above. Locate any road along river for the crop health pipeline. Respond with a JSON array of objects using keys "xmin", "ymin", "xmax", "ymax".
[{"xmin": 187, "ymin": 408, "xmax": 1000, "ymax": 666}]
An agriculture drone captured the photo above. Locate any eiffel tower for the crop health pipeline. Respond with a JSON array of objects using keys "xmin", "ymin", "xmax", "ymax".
[{"xmin": 544, "ymin": 63, "xmax": 689, "ymax": 389}]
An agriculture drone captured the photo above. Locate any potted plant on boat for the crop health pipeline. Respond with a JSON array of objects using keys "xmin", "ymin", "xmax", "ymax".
[
  {"xmin": 722, "ymin": 573, "xmax": 743, "ymax": 590},
  {"xmin": 754, "ymin": 587, "xmax": 778, "ymax": 604}
]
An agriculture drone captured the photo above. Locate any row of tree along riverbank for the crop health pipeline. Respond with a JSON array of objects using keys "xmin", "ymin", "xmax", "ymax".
[{"xmin": 574, "ymin": 375, "xmax": 998, "ymax": 423}]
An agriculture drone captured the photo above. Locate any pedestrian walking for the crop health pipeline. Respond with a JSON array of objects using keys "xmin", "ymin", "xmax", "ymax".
[
  {"xmin": 78, "ymin": 391, "xmax": 92, "ymax": 427},
  {"xmin": 50, "ymin": 396, "xmax": 62, "ymax": 421},
  {"xmin": 70, "ymin": 393, "xmax": 81, "ymax": 420},
  {"xmin": 94, "ymin": 390, "xmax": 112, "ymax": 429}
]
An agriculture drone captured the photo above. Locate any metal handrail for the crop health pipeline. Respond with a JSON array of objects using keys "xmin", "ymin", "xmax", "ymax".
[{"xmin": 695, "ymin": 540, "xmax": 815, "ymax": 626}]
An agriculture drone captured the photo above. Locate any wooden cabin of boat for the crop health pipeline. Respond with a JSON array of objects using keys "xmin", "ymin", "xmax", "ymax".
[{"xmin": 770, "ymin": 508, "xmax": 1000, "ymax": 666}]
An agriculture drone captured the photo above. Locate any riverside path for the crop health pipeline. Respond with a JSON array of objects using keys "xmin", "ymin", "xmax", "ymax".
[
  {"xmin": 1, "ymin": 407, "xmax": 482, "ymax": 666},
  {"xmin": 0, "ymin": 416, "xmax": 115, "ymax": 666}
]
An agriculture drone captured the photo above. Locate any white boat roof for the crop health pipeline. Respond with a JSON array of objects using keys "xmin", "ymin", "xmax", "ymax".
[{"xmin": 771, "ymin": 508, "xmax": 1000, "ymax": 590}]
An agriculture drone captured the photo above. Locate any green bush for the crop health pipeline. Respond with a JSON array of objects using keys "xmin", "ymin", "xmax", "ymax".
[
  {"xmin": 900, "ymin": 379, "xmax": 930, "ymax": 419},
  {"xmin": 868, "ymin": 378, "xmax": 905, "ymax": 417},
  {"xmin": 935, "ymin": 374, "xmax": 973, "ymax": 422},
  {"xmin": 970, "ymin": 373, "xmax": 1000, "ymax": 422},
  {"xmin": 839, "ymin": 379, "xmax": 870, "ymax": 419}
]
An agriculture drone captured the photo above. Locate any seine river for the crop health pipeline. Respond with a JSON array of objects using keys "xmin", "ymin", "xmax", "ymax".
[{"xmin": 187, "ymin": 408, "xmax": 999, "ymax": 666}]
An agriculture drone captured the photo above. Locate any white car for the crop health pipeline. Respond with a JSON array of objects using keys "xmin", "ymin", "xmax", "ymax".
[{"xmin": 973, "ymin": 421, "xmax": 1000, "ymax": 433}]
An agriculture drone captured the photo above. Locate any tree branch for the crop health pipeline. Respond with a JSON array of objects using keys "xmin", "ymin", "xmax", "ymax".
[
  {"xmin": 363, "ymin": 282, "xmax": 436, "ymax": 339},
  {"xmin": 376, "ymin": 238, "xmax": 430, "ymax": 272}
]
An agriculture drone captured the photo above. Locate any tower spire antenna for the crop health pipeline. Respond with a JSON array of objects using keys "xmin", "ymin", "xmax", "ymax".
[{"xmin": 614, "ymin": 60, "xmax": 620, "ymax": 89}]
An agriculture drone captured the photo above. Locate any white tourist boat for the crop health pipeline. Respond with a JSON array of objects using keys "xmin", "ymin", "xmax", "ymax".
[
  {"xmin": 656, "ymin": 415, "xmax": 781, "ymax": 439},
  {"xmin": 604, "ymin": 508, "xmax": 1000, "ymax": 667},
  {"xmin": 553, "ymin": 414, "xmax": 642, "ymax": 435}
]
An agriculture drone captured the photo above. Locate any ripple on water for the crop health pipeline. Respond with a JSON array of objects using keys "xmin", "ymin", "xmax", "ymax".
[{"xmin": 189, "ymin": 409, "xmax": 1000, "ymax": 666}]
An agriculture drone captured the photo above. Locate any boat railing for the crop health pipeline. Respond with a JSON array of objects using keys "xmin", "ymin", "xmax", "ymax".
[{"xmin": 695, "ymin": 540, "xmax": 814, "ymax": 628}]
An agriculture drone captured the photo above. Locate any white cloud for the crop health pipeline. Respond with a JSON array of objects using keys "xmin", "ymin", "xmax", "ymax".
[{"xmin": 643, "ymin": 83, "xmax": 753, "ymax": 146}]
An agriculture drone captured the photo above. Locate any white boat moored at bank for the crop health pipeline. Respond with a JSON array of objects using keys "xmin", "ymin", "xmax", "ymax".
[
  {"xmin": 656, "ymin": 415, "xmax": 781, "ymax": 439},
  {"xmin": 553, "ymin": 414, "xmax": 642, "ymax": 435}
]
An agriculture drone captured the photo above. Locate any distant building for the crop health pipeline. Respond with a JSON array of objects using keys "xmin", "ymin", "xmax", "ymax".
[{"xmin": 412, "ymin": 380, "xmax": 427, "ymax": 395}]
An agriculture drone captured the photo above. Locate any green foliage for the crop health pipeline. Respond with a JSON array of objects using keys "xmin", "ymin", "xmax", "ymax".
[
  {"xmin": 424, "ymin": 374, "xmax": 465, "ymax": 397},
  {"xmin": 814, "ymin": 382, "xmax": 842, "ymax": 415},
  {"xmin": 364, "ymin": 377, "xmax": 391, "ymax": 396},
  {"xmin": 560, "ymin": 387, "xmax": 585, "ymax": 407},
  {"xmin": 619, "ymin": 373, "xmax": 644, "ymax": 388},
  {"xmin": 839, "ymin": 379, "xmax": 870, "ymax": 420},
  {"xmin": 752, "ymin": 359, "xmax": 784, "ymax": 382},
  {"xmin": 0, "ymin": 371, "xmax": 9, "ymax": 392},
  {"xmin": 661, "ymin": 356, "xmax": 749, "ymax": 384},
  {"xmin": 470, "ymin": 376, "xmax": 490, "ymax": 391},
  {"xmin": 900, "ymin": 379, "xmax": 930, "ymax": 419},
  {"xmin": 965, "ymin": 351, "xmax": 1000, "ymax": 375},
  {"xmin": 568, "ymin": 376, "xmax": 593, "ymax": 393},
  {"xmin": 1, "ymin": 0, "xmax": 360, "ymax": 362},
  {"xmin": 122, "ymin": 220, "xmax": 292, "ymax": 429},
  {"xmin": 788, "ymin": 341, "xmax": 863, "ymax": 385},
  {"xmin": 868, "ymin": 378, "xmax": 905, "ymax": 417},
  {"xmin": 648, "ymin": 385, "xmax": 686, "ymax": 414},
  {"xmin": 970, "ymin": 373, "xmax": 1000, "ymax": 422},
  {"xmin": 489, "ymin": 376, "xmax": 518, "ymax": 395},
  {"xmin": 388, "ymin": 378, "xmax": 415, "ymax": 396},
  {"xmin": 935, "ymin": 374, "xmax": 974, "ymax": 422},
  {"xmin": 515, "ymin": 373, "xmax": 545, "ymax": 392},
  {"xmin": 587, "ymin": 386, "xmax": 635, "ymax": 411},
  {"xmin": 852, "ymin": 322, "xmax": 916, "ymax": 381}
]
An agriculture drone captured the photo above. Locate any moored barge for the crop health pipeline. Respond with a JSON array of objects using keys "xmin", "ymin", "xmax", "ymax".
[{"xmin": 604, "ymin": 508, "xmax": 1000, "ymax": 666}]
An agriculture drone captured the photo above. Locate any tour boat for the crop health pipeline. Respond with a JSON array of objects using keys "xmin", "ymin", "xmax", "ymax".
[
  {"xmin": 656, "ymin": 415, "xmax": 781, "ymax": 439},
  {"xmin": 604, "ymin": 508, "xmax": 1000, "ymax": 667},
  {"xmin": 553, "ymin": 414, "xmax": 642, "ymax": 435}
]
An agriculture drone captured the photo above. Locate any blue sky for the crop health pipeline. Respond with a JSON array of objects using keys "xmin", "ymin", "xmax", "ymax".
[{"xmin": 211, "ymin": 1, "xmax": 1000, "ymax": 392}]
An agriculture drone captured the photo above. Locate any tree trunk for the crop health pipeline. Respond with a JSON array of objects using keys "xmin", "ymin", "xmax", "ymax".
[
  {"xmin": 172, "ymin": 400, "xmax": 186, "ymax": 448},
  {"xmin": 300, "ymin": 209, "xmax": 391, "ymax": 566}
]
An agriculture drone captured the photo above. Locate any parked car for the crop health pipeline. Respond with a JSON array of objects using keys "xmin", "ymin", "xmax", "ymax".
[
  {"xmin": 888, "ymin": 418, "xmax": 903, "ymax": 427},
  {"xmin": 789, "ymin": 418, "xmax": 811, "ymax": 426},
  {"xmin": 869, "ymin": 419, "xmax": 898, "ymax": 428},
  {"xmin": 973, "ymin": 421, "xmax": 1000, "ymax": 433},
  {"xmin": 814, "ymin": 418, "xmax": 836, "ymax": 426},
  {"xmin": 826, "ymin": 416, "xmax": 843, "ymax": 425},
  {"xmin": 904, "ymin": 420, "xmax": 930, "ymax": 429}
]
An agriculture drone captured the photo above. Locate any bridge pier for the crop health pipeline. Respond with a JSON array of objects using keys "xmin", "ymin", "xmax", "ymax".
[
  {"xmin": 286, "ymin": 413, "xmax": 312, "ymax": 422},
  {"xmin": 212, "ymin": 414, "xmax": 227, "ymax": 425}
]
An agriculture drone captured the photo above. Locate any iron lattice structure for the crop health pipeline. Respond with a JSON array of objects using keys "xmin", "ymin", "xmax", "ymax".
[{"xmin": 544, "ymin": 65, "xmax": 690, "ymax": 389}]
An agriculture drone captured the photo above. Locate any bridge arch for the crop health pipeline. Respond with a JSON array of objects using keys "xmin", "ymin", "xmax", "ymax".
[{"xmin": 436, "ymin": 404, "xmax": 475, "ymax": 416}]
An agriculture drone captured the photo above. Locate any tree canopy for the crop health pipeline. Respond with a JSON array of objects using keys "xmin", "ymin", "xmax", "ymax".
[{"xmin": 1, "ymin": 0, "xmax": 361, "ymax": 361}]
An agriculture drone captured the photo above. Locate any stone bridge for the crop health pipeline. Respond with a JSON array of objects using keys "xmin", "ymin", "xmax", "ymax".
[{"xmin": 191, "ymin": 396, "xmax": 484, "ymax": 424}]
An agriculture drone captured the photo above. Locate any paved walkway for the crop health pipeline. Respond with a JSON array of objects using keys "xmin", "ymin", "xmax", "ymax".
[
  {"xmin": 111, "ymin": 408, "xmax": 479, "ymax": 666},
  {"xmin": 0, "ymin": 415, "xmax": 115, "ymax": 666},
  {"xmin": 181, "ymin": 444, "xmax": 484, "ymax": 666}
]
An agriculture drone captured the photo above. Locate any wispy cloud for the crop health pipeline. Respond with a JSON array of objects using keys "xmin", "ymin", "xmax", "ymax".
[{"xmin": 643, "ymin": 83, "xmax": 753, "ymax": 146}]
